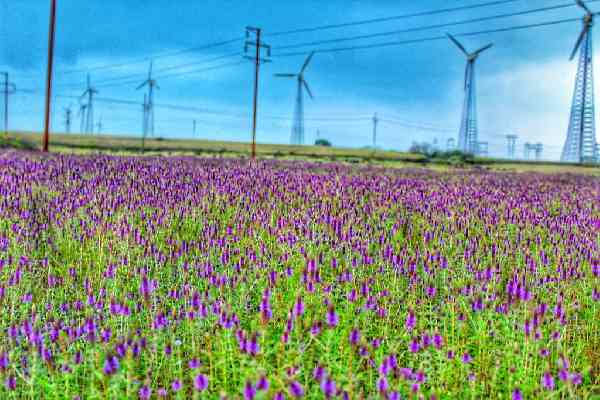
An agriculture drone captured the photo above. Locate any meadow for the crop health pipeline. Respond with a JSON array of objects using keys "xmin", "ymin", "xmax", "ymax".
[{"xmin": 0, "ymin": 150, "xmax": 598, "ymax": 399}]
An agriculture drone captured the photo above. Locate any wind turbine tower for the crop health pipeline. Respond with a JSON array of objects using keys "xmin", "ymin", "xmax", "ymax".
[
  {"xmin": 274, "ymin": 51, "xmax": 316, "ymax": 145},
  {"xmin": 138, "ymin": 62, "xmax": 159, "ymax": 138},
  {"xmin": 64, "ymin": 106, "xmax": 72, "ymax": 134},
  {"xmin": 78, "ymin": 102, "xmax": 88, "ymax": 133},
  {"xmin": 80, "ymin": 74, "xmax": 98, "ymax": 134},
  {"xmin": 562, "ymin": 0, "xmax": 599, "ymax": 163},
  {"xmin": 447, "ymin": 33, "xmax": 493, "ymax": 155}
]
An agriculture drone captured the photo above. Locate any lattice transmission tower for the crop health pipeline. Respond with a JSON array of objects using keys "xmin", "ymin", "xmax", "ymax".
[
  {"xmin": 447, "ymin": 33, "xmax": 493, "ymax": 155},
  {"xmin": 562, "ymin": 0, "xmax": 599, "ymax": 163}
]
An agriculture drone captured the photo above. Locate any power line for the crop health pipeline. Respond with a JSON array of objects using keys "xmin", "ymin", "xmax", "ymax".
[
  {"xmin": 266, "ymin": 0, "xmax": 524, "ymax": 37},
  {"xmin": 56, "ymin": 51, "xmax": 243, "ymax": 89},
  {"xmin": 272, "ymin": 17, "xmax": 583, "ymax": 57},
  {"xmin": 59, "ymin": 37, "xmax": 244, "ymax": 75},
  {"xmin": 273, "ymin": 2, "xmax": 591, "ymax": 51},
  {"xmin": 86, "ymin": 60, "xmax": 246, "ymax": 89}
]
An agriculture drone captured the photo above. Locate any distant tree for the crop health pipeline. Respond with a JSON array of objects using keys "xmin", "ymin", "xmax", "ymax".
[
  {"xmin": 315, "ymin": 139, "xmax": 332, "ymax": 147},
  {"xmin": 409, "ymin": 141, "xmax": 433, "ymax": 155}
]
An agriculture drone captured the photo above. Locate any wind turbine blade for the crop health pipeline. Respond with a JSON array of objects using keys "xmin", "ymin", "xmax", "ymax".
[
  {"xmin": 149, "ymin": 61, "xmax": 153, "ymax": 79},
  {"xmin": 300, "ymin": 51, "xmax": 315, "ymax": 74},
  {"xmin": 446, "ymin": 33, "xmax": 469, "ymax": 56},
  {"xmin": 570, "ymin": 26, "xmax": 588, "ymax": 60},
  {"xmin": 303, "ymin": 79, "xmax": 314, "ymax": 99},
  {"xmin": 473, "ymin": 43, "xmax": 493, "ymax": 57},
  {"xmin": 136, "ymin": 81, "xmax": 147, "ymax": 90},
  {"xmin": 274, "ymin": 73, "xmax": 297, "ymax": 78},
  {"xmin": 575, "ymin": 0, "xmax": 592, "ymax": 14}
]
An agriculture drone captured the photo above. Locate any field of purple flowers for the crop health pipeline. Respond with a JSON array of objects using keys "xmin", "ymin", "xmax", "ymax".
[{"xmin": 0, "ymin": 151, "xmax": 598, "ymax": 399}]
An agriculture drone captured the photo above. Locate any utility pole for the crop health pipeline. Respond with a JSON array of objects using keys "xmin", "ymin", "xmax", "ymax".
[
  {"xmin": 244, "ymin": 27, "xmax": 271, "ymax": 160},
  {"xmin": 43, "ymin": 0, "xmax": 57, "ymax": 152},
  {"xmin": 64, "ymin": 106, "xmax": 72, "ymax": 133},
  {"xmin": 1, "ymin": 72, "xmax": 16, "ymax": 138},
  {"xmin": 372, "ymin": 112, "xmax": 379, "ymax": 150}
]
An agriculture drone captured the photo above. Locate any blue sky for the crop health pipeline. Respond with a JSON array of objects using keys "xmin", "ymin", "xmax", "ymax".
[{"xmin": 1, "ymin": 0, "xmax": 597, "ymax": 159}]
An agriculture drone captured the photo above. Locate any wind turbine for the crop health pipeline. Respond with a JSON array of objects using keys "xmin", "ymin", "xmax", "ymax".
[
  {"xmin": 78, "ymin": 101, "xmax": 88, "ymax": 133},
  {"xmin": 274, "ymin": 51, "xmax": 316, "ymax": 145},
  {"xmin": 80, "ymin": 74, "xmax": 98, "ymax": 134},
  {"xmin": 137, "ymin": 62, "xmax": 159, "ymax": 138},
  {"xmin": 447, "ymin": 33, "xmax": 492, "ymax": 155},
  {"xmin": 63, "ymin": 105, "xmax": 72, "ymax": 133},
  {"xmin": 562, "ymin": 0, "xmax": 599, "ymax": 163},
  {"xmin": 96, "ymin": 116, "xmax": 103, "ymax": 134}
]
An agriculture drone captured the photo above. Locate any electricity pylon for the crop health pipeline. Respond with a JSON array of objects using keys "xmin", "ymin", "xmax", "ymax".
[
  {"xmin": 447, "ymin": 33, "xmax": 493, "ymax": 155},
  {"xmin": 506, "ymin": 134, "xmax": 517, "ymax": 159},
  {"xmin": 562, "ymin": 0, "xmax": 599, "ymax": 163},
  {"xmin": 274, "ymin": 51, "xmax": 316, "ymax": 145}
]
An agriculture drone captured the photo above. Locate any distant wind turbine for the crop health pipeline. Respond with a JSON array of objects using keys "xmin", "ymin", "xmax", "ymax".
[
  {"xmin": 137, "ymin": 62, "xmax": 159, "ymax": 138},
  {"xmin": 447, "ymin": 33, "xmax": 492, "ymax": 155},
  {"xmin": 80, "ymin": 74, "xmax": 98, "ymax": 134},
  {"xmin": 274, "ymin": 51, "xmax": 316, "ymax": 145}
]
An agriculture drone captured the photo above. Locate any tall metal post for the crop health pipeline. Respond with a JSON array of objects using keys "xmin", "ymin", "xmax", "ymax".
[
  {"xmin": 43, "ymin": 0, "xmax": 57, "ymax": 152},
  {"xmin": 245, "ymin": 27, "xmax": 270, "ymax": 160}
]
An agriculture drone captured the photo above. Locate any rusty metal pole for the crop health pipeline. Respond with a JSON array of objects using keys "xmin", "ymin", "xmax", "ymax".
[
  {"xmin": 42, "ymin": 0, "xmax": 57, "ymax": 152},
  {"xmin": 251, "ymin": 28, "xmax": 261, "ymax": 160}
]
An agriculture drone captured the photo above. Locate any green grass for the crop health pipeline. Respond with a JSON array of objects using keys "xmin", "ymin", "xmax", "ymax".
[{"xmin": 4, "ymin": 131, "xmax": 600, "ymax": 175}]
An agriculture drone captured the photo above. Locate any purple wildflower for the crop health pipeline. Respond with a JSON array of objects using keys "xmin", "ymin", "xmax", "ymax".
[
  {"xmin": 4, "ymin": 375, "xmax": 16, "ymax": 391},
  {"xmin": 405, "ymin": 311, "xmax": 416, "ymax": 331},
  {"xmin": 171, "ymin": 379, "xmax": 182, "ymax": 392},
  {"xmin": 256, "ymin": 376, "xmax": 269, "ymax": 391},
  {"xmin": 320, "ymin": 377, "xmax": 336, "ymax": 398},
  {"xmin": 194, "ymin": 374, "xmax": 209, "ymax": 391},
  {"xmin": 512, "ymin": 388, "xmax": 523, "ymax": 400},
  {"xmin": 461, "ymin": 352, "xmax": 472, "ymax": 364},
  {"xmin": 377, "ymin": 376, "xmax": 389, "ymax": 393},
  {"xmin": 542, "ymin": 371, "xmax": 555, "ymax": 390},
  {"xmin": 349, "ymin": 328, "xmax": 361, "ymax": 346},
  {"xmin": 138, "ymin": 385, "xmax": 151, "ymax": 400},
  {"xmin": 326, "ymin": 307, "xmax": 339, "ymax": 328},
  {"xmin": 289, "ymin": 381, "xmax": 304, "ymax": 398},
  {"xmin": 103, "ymin": 355, "xmax": 119, "ymax": 376},
  {"xmin": 244, "ymin": 381, "xmax": 256, "ymax": 400}
]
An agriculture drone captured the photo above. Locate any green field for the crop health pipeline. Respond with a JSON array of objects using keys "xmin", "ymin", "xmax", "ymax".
[{"xmin": 2, "ymin": 131, "xmax": 599, "ymax": 175}]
